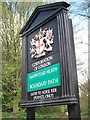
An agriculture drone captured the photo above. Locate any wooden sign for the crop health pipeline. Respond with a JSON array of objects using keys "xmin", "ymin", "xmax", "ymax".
[{"xmin": 20, "ymin": 3, "xmax": 80, "ymax": 115}]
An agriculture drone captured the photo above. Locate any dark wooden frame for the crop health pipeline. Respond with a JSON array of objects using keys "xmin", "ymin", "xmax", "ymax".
[{"xmin": 20, "ymin": 2, "xmax": 81, "ymax": 119}]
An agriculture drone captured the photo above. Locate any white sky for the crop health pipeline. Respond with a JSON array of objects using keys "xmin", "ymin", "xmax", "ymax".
[
  {"xmin": 74, "ymin": 19, "xmax": 88, "ymax": 84},
  {"xmin": 70, "ymin": 4, "xmax": 88, "ymax": 84}
]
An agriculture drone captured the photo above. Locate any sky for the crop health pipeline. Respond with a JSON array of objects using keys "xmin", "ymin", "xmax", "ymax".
[{"xmin": 68, "ymin": 1, "xmax": 88, "ymax": 84}]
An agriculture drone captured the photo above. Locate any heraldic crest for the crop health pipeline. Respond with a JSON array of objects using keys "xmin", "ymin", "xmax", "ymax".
[{"xmin": 30, "ymin": 28, "xmax": 54, "ymax": 58}]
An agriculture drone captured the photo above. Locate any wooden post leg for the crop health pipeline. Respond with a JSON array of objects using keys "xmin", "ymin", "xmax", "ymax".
[
  {"xmin": 68, "ymin": 103, "xmax": 81, "ymax": 120},
  {"xmin": 26, "ymin": 107, "xmax": 35, "ymax": 120}
]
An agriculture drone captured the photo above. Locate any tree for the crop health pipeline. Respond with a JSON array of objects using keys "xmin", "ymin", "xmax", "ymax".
[
  {"xmin": 1, "ymin": 1, "xmax": 44, "ymax": 118},
  {"xmin": 1, "ymin": 2, "xmax": 23, "ymax": 118},
  {"xmin": 79, "ymin": 72, "xmax": 88, "ymax": 117}
]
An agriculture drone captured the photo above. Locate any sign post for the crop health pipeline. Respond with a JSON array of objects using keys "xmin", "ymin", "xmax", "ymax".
[
  {"xmin": 67, "ymin": 19, "xmax": 81, "ymax": 119},
  {"xmin": 20, "ymin": 2, "xmax": 81, "ymax": 119},
  {"xmin": 26, "ymin": 107, "xmax": 35, "ymax": 120}
]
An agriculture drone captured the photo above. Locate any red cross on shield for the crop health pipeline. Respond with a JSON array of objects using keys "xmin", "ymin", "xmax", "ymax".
[{"xmin": 36, "ymin": 39, "xmax": 45, "ymax": 55}]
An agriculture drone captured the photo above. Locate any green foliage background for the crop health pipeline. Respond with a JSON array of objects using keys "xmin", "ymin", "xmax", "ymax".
[{"xmin": 0, "ymin": 1, "xmax": 89, "ymax": 119}]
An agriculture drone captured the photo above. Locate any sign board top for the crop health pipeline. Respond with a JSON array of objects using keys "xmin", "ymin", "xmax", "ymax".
[
  {"xmin": 20, "ymin": 2, "xmax": 79, "ymax": 108},
  {"xmin": 20, "ymin": 2, "xmax": 70, "ymax": 36}
]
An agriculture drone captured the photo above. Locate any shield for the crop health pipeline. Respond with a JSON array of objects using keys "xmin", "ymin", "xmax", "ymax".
[{"xmin": 36, "ymin": 38, "xmax": 45, "ymax": 55}]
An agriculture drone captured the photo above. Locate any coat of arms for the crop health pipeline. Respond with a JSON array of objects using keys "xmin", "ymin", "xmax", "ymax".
[{"xmin": 30, "ymin": 28, "xmax": 54, "ymax": 58}]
